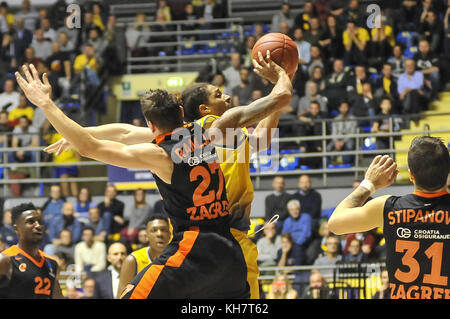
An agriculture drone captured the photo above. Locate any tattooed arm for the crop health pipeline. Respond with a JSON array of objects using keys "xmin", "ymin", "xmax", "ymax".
[{"xmin": 328, "ymin": 155, "xmax": 399, "ymax": 235}]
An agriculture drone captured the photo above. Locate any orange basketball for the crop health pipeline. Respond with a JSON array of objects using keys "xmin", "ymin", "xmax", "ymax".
[{"xmin": 251, "ymin": 32, "xmax": 299, "ymax": 76}]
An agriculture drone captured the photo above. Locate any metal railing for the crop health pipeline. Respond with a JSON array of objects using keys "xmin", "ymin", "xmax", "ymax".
[
  {"xmin": 114, "ymin": 18, "xmax": 244, "ymax": 73},
  {"xmin": 0, "ymin": 112, "xmax": 448, "ymax": 195}
]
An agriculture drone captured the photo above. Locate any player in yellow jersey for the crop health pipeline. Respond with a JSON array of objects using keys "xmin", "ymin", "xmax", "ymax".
[
  {"xmin": 117, "ymin": 212, "xmax": 171, "ymax": 297},
  {"xmin": 45, "ymin": 52, "xmax": 295, "ymax": 298}
]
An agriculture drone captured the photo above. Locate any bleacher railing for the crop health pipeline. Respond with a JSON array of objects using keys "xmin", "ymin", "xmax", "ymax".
[
  {"xmin": 0, "ymin": 112, "xmax": 449, "ymax": 196},
  {"xmin": 114, "ymin": 18, "xmax": 244, "ymax": 73}
]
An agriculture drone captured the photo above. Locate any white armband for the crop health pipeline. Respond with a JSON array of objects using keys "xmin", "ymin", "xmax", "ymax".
[{"xmin": 359, "ymin": 179, "xmax": 376, "ymax": 195}]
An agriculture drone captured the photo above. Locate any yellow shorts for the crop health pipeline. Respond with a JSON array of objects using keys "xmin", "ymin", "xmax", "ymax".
[{"xmin": 230, "ymin": 227, "xmax": 260, "ymax": 299}]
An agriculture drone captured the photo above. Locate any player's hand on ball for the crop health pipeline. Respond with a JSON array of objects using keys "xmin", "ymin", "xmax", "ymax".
[
  {"xmin": 15, "ymin": 64, "xmax": 52, "ymax": 108},
  {"xmin": 252, "ymin": 50, "xmax": 285, "ymax": 84},
  {"xmin": 43, "ymin": 138, "xmax": 73, "ymax": 156},
  {"xmin": 365, "ymin": 155, "xmax": 399, "ymax": 190}
]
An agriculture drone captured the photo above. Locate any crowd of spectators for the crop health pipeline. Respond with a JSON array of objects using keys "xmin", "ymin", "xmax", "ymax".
[{"xmin": 256, "ymin": 174, "xmax": 387, "ymax": 299}]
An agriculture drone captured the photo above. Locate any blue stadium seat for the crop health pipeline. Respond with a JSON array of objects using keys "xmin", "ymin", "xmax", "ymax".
[
  {"xmin": 180, "ymin": 42, "xmax": 196, "ymax": 55},
  {"xmin": 0, "ymin": 167, "xmax": 3, "ymax": 178},
  {"xmin": 404, "ymin": 46, "xmax": 418, "ymax": 59},
  {"xmin": 321, "ymin": 207, "xmax": 335, "ymax": 219},
  {"xmin": 327, "ymin": 163, "xmax": 351, "ymax": 169},
  {"xmin": 279, "ymin": 149, "xmax": 299, "ymax": 171},
  {"xmin": 396, "ymin": 31, "xmax": 418, "ymax": 48},
  {"xmin": 363, "ymin": 137, "xmax": 377, "ymax": 150}
]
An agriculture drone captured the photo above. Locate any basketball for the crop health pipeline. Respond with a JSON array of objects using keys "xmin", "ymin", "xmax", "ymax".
[{"xmin": 251, "ymin": 32, "xmax": 299, "ymax": 76}]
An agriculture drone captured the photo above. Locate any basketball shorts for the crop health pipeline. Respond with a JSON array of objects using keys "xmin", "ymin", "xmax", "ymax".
[
  {"xmin": 230, "ymin": 227, "xmax": 260, "ymax": 299},
  {"xmin": 120, "ymin": 226, "xmax": 250, "ymax": 299}
]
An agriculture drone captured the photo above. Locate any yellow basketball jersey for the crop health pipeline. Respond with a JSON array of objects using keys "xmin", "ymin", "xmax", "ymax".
[
  {"xmin": 131, "ymin": 247, "xmax": 152, "ymax": 274},
  {"xmin": 196, "ymin": 115, "xmax": 254, "ymax": 231}
]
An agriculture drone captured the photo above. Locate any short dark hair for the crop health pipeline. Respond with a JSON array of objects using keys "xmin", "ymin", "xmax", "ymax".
[
  {"xmin": 146, "ymin": 211, "xmax": 169, "ymax": 226},
  {"xmin": 181, "ymin": 83, "xmax": 210, "ymax": 122},
  {"xmin": 408, "ymin": 136, "xmax": 449, "ymax": 191},
  {"xmin": 140, "ymin": 89, "xmax": 183, "ymax": 131},
  {"xmin": 82, "ymin": 226, "xmax": 95, "ymax": 235},
  {"xmin": 11, "ymin": 202, "xmax": 37, "ymax": 225}
]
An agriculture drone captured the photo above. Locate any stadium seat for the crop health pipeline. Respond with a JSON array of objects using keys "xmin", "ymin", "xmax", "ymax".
[
  {"xmin": 395, "ymin": 31, "xmax": 418, "ymax": 48},
  {"xmin": 327, "ymin": 163, "xmax": 351, "ymax": 169},
  {"xmin": 404, "ymin": 46, "xmax": 418, "ymax": 59},
  {"xmin": 279, "ymin": 149, "xmax": 300, "ymax": 171},
  {"xmin": 362, "ymin": 137, "xmax": 377, "ymax": 150}
]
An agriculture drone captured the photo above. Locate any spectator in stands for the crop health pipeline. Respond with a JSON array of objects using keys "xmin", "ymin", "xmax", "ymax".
[
  {"xmin": 0, "ymin": 209, "xmax": 17, "ymax": 248},
  {"xmin": 0, "ymin": 1, "xmax": 13, "ymax": 33},
  {"xmin": 81, "ymin": 277, "xmax": 96, "ymax": 299},
  {"xmin": 79, "ymin": 12, "xmax": 95, "ymax": 46},
  {"xmin": 291, "ymin": 175, "xmax": 322, "ymax": 232},
  {"xmin": 369, "ymin": 15, "xmax": 395, "ymax": 69},
  {"xmin": 271, "ymin": 3, "xmax": 294, "ymax": 33},
  {"xmin": 293, "ymin": 28, "xmax": 311, "ymax": 72},
  {"xmin": 94, "ymin": 241, "xmax": 127, "ymax": 299},
  {"xmin": 301, "ymin": 271, "xmax": 336, "ymax": 299},
  {"xmin": 252, "ymin": 23, "xmax": 265, "ymax": 40},
  {"xmin": 307, "ymin": 45, "xmax": 327, "ymax": 78},
  {"xmin": 350, "ymin": 82, "xmax": 378, "ymax": 127},
  {"xmin": 294, "ymin": 0, "xmax": 314, "ymax": 31},
  {"xmin": 135, "ymin": 227, "xmax": 149, "ymax": 250},
  {"xmin": 44, "ymin": 130, "xmax": 79, "ymax": 197},
  {"xmin": 87, "ymin": 26, "xmax": 107, "ymax": 62},
  {"xmin": 7, "ymin": 93, "xmax": 34, "ymax": 127},
  {"xmin": 74, "ymin": 226, "xmax": 107, "ymax": 273},
  {"xmin": 179, "ymin": 2, "xmax": 198, "ymax": 31},
  {"xmin": 57, "ymin": 31, "xmax": 75, "ymax": 57},
  {"xmin": 198, "ymin": 0, "xmax": 226, "ymax": 31},
  {"xmin": 297, "ymin": 81, "xmax": 328, "ymax": 116},
  {"xmin": 303, "ymin": 17, "xmax": 322, "ymax": 47},
  {"xmin": 222, "ymin": 52, "xmax": 241, "ymax": 95},
  {"xmin": 326, "ymin": 100, "xmax": 357, "ymax": 165},
  {"xmin": 397, "ymin": 59, "xmax": 426, "ymax": 117},
  {"xmin": 343, "ymin": 231, "xmax": 377, "ymax": 260},
  {"xmin": 31, "ymin": 28, "xmax": 52, "ymax": 61},
  {"xmin": 265, "ymin": 274, "xmax": 298, "ymax": 299},
  {"xmin": 296, "ymin": 101, "xmax": 327, "ymax": 168},
  {"xmin": 157, "ymin": 0, "xmax": 172, "ymax": 22},
  {"xmin": 0, "ymin": 31, "xmax": 16, "ymax": 75},
  {"xmin": 418, "ymin": 10, "xmax": 443, "ymax": 54},
  {"xmin": 45, "ymin": 42, "xmax": 72, "ymax": 99},
  {"xmin": 73, "ymin": 44, "xmax": 100, "ymax": 88},
  {"xmin": 371, "ymin": 98, "xmax": 398, "ymax": 150},
  {"xmin": 373, "ymin": 63, "xmax": 399, "ymax": 109},
  {"xmin": 240, "ymin": 35, "xmax": 256, "ymax": 68},
  {"xmin": 86, "ymin": 206, "xmax": 109, "ymax": 243},
  {"xmin": 312, "ymin": 235, "xmax": 342, "ymax": 278},
  {"xmin": 15, "ymin": 0, "xmax": 39, "ymax": 32},
  {"xmin": 48, "ymin": 202, "xmax": 82, "ymax": 246},
  {"xmin": 372, "ymin": 269, "xmax": 390, "ymax": 299},
  {"xmin": 125, "ymin": 13, "xmax": 150, "ymax": 57},
  {"xmin": 304, "ymin": 218, "xmax": 330, "ymax": 265},
  {"xmin": 42, "ymin": 184, "xmax": 66, "ymax": 230},
  {"xmin": 75, "ymin": 187, "xmax": 94, "ymax": 225},
  {"xmin": 49, "ymin": 0, "xmax": 69, "ymax": 31},
  {"xmin": 256, "ymin": 221, "xmax": 282, "ymax": 267},
  {"xmin": 265, "ymin": 176, "xmax": 290, "ymax": 224},
  {"xmin": 10, "ymin": 115, "xmax": 39, "ymax": 164},
  {"xmin": 41, "ymin": 17, "xmax": 56, "ymax": 43},
  {"xmin": 21, "ymin": 46, "xmax": 43, "ymax": 70},
  {"xmin": 13, "ymin": 18, "xmax": 33, "ymax": 63},
  {"xmin": 343, "ymin": 0, "xmax": 365, "ymax": 26},
  {"xmin": 414, "ymin": 39, "xmax": 441, "ymax": 101},
  {"xmin": 342, "ymin": 20, "xmax": 369, "ymax": 66},
  {"xmin": 97, "ymin": 184, "xmax": 125, "ymax": 236},
  {"xmin": 276, "ymin": 232, "xmax": 303, "ymax": 274},
  {"xmin": 232, "ymin": 67, "xmax": 253, "ymax": 107},
  {"xmin": 0, "ymin": 78, "xmax": 20, "ymax": 111},
  {"xmin": 44, "ymin": 228, "xmax": 75, "ymax": 261},
  {"xmin": 282, "ymin": 199, "xmax": 312, "ymax": 250},
  {"xmin": 318, "ymin": 14, "xmax": 343, "ymax": 60},
  {"xmin": 120, "ymin": 189, "xmax": 153, "ymax": 244},
  {"xmin": 211, "ymin": 73, "xmax": 225, "ymax": 93},
  {"xmin": 309, "ymin": 65, "xmax": 326, "ymax": 93},
  {"xmin": 91, "ymin": 1, "xmax": 107, "ymax": 31},
  {"xmin": 343, "ymin": 238, "xmax": 368, "ymax": 262},
  {"xmin": 324, "ymin": 59, "xmax": 350, "ymax": 112},
  {"xmin": 348, "ymin": 65, "xmax": 368, "ymax": 95},
  {"xmin": 388, "ymin": 45, "xmax": 406, "ymax": 82}
]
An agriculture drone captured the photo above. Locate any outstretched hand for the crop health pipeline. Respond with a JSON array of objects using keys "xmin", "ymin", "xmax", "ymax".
[
  {"xmin": 365, "ymin": 155, "xmax": 399, "ymax": 190},
  {"xmin": 15, "ymin": 64, "xmax": 52, "ymax": 108},
  {"xmin": 252, "ymin": 50, "xmax": 286, "ymax": 84}
]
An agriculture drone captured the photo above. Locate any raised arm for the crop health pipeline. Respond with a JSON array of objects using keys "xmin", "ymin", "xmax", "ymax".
[
  {"xmin": 328, "ymin": 155, "xmax": 398, "ymax": 235},
  {"xmin": 210, "ymin": 51, "xmax": 292, "ymax": 144},
  {"xmin": 15, "ymin": 65, "xmax": 172, "ymax": 179}
]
